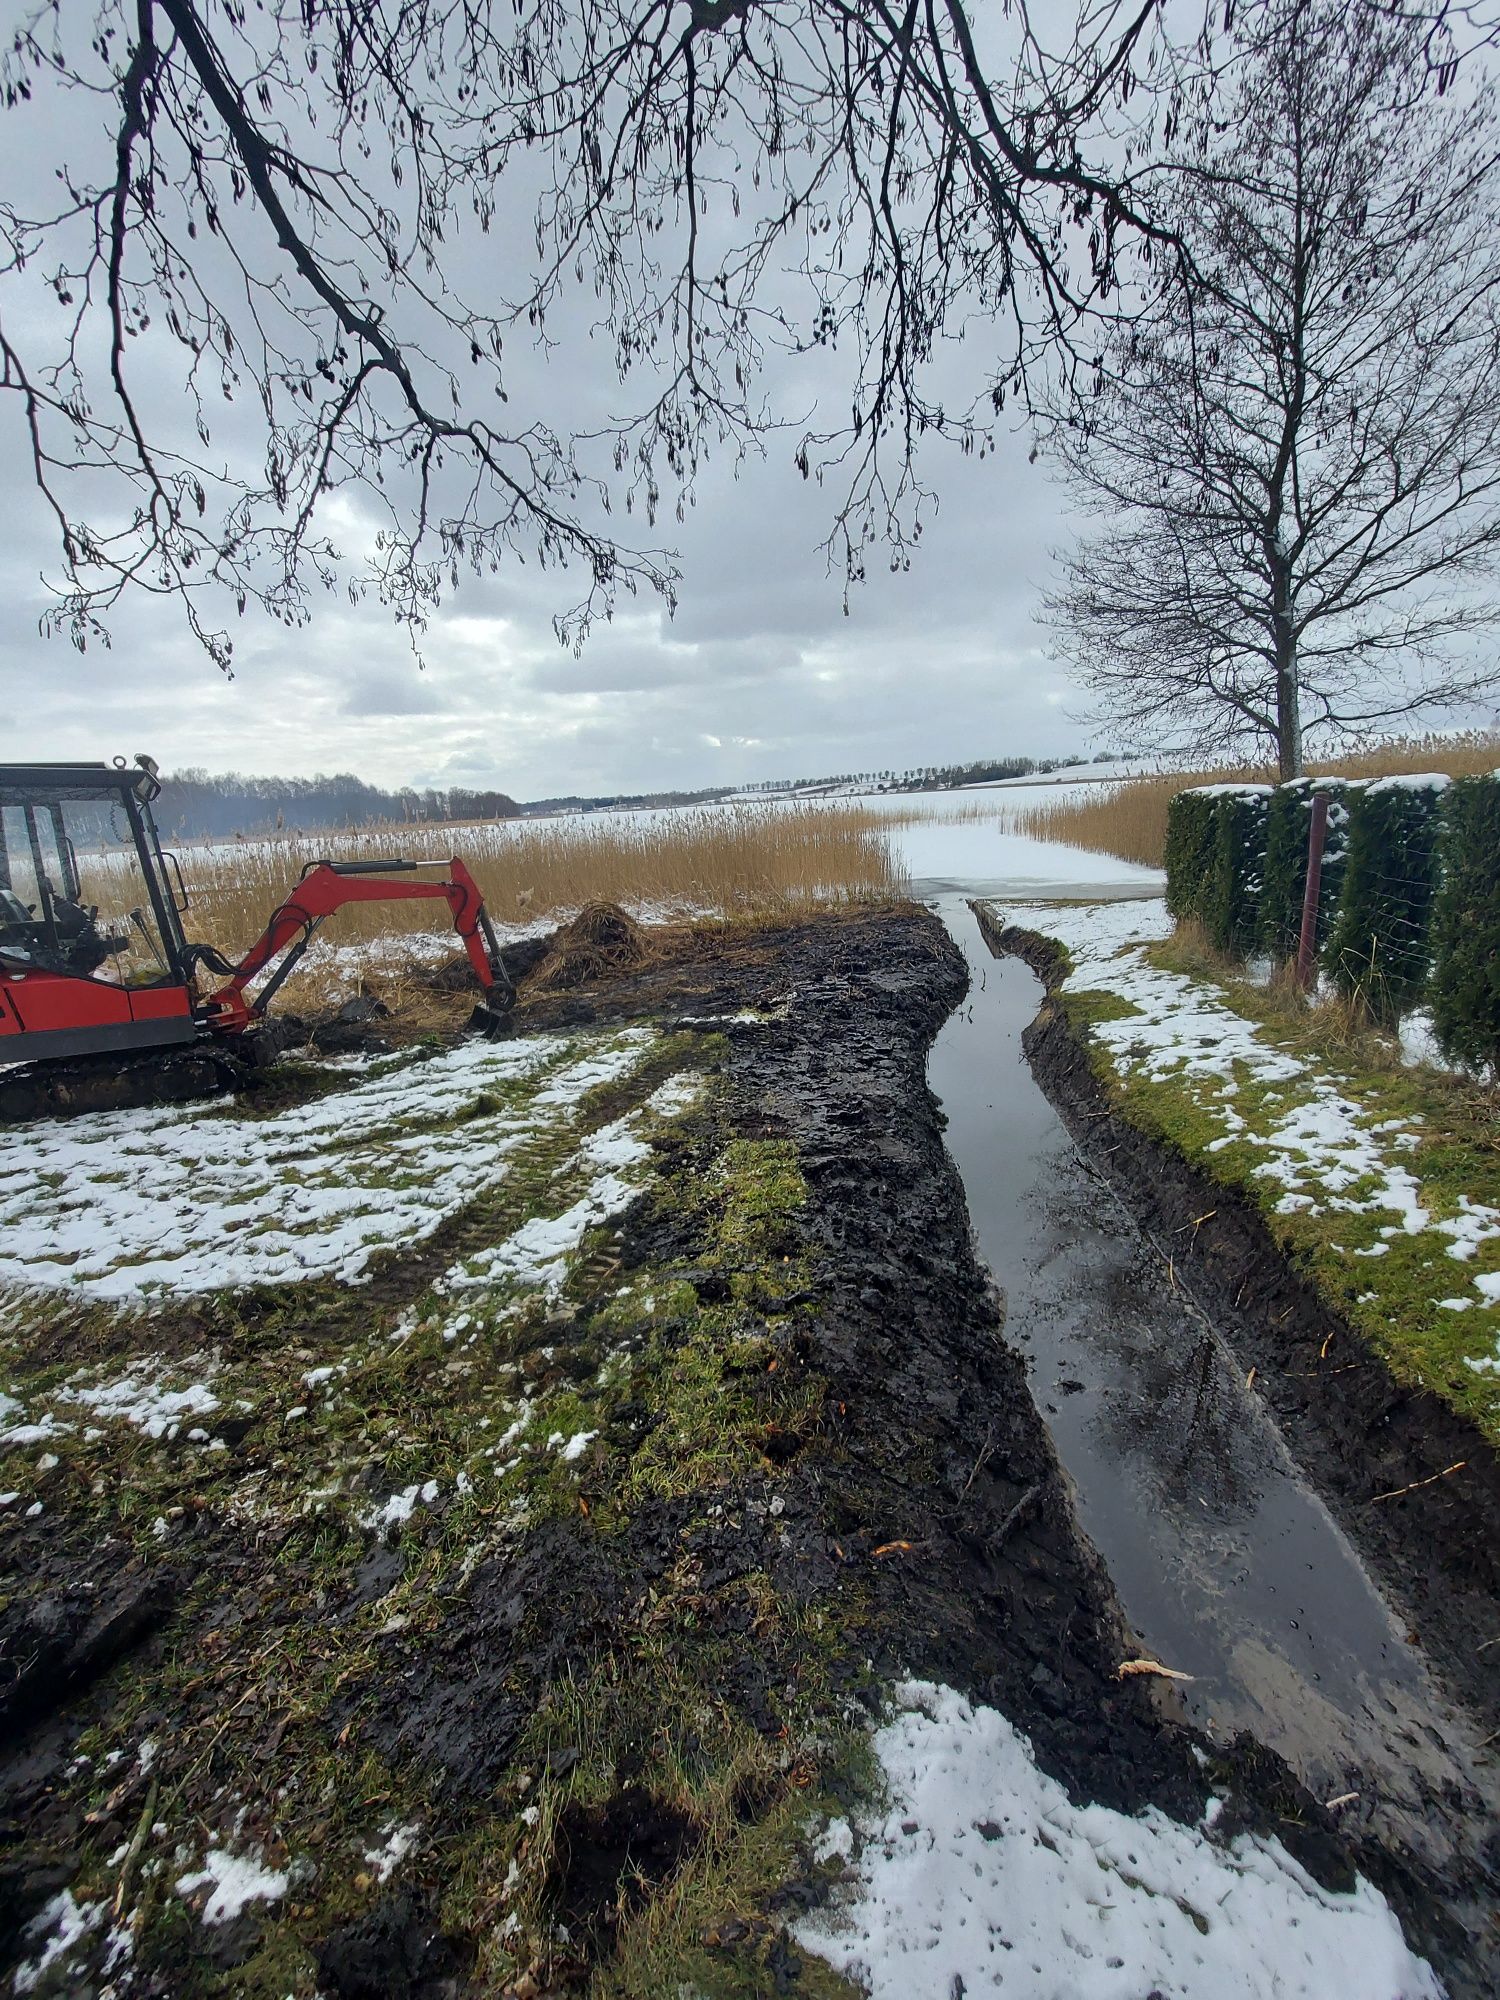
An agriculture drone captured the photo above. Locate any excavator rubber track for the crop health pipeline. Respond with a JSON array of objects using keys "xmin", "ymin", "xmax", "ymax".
[{"xmin": 0, "ymin": 1043, "xmax": 248, "ymax": 1125}]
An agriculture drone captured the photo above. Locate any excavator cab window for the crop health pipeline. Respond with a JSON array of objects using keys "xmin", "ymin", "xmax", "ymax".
[{"xmin": 0, "ymin": 794, "xmax": 170, "ymax": 985}]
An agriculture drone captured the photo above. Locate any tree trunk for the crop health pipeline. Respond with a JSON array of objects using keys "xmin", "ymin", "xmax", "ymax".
[
  {"xmin": 1276, "ymin": 640, "xmax": 1302, "ymax": 780},
  {"xmin": 1272, "ymin": 558, "xmax": 1302, "ymax": 780}
]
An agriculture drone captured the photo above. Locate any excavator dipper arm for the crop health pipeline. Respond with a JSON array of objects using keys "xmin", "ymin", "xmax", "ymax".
[{"xmin": 200, "ymin": 858, "xmax": 513, "ymax": 1035}]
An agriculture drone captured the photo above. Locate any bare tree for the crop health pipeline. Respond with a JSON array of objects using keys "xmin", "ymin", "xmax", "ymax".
[
  {"xmin": 0, "ymin": 0, "xmax": 1187, "ymax": 676},
  {"xmin": 1045, "ymin": 0, "xmax": 1500, "ymax": 779}
]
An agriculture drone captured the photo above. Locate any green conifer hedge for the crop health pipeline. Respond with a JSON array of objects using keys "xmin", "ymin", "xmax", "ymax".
[
  {"xmin": 1324, "ymin": 776, "xmax": 1450, "ymax": 1025},
  {"xmin": 1164, "ymin": 789, "xmax": 1218, "ymax": 928},
  {"xmin": 1258, "ymin": 778, "xmax": 1353, "ymax": 961},
  {"xmin": 1427, "ymin": 771, "xmax": 1500, "ymax": 1073},
  {"xmin": 1164, "ymin": 785, "xmax": 1270, "ymax": 954},
  {"xmin": 1165, "ymin": 768, "xmax": 1497, "ymax": 1051}
]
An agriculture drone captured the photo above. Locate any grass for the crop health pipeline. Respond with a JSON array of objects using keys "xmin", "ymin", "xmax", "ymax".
[
  {"xmin": 0, "ymin": 1012, "xmax": 875, "ymax": 1997},
  {"xmin": 1046, "ymin": 924, "xmax": 1500, "ymax": 1444},
  {"xmin": 1008, "ymin": 731, "xmax": 1500, "ymax": 867}
]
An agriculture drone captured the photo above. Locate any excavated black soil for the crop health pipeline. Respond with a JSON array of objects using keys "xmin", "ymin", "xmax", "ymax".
[
  {"xmin": 1, "ymin": 906, "xmax": 1487, "ymax": 1995},
  {"xmin": 552, "ymin": 1790, "xmax": 702, "ymax": 1946},
  {"xmin": 985, "ymin": 911, "xmax": 1500, "ymax": 1747},
  {"xmin": 352, "ymin": 910, "xmax": 1479, "ymax": 1982},
  {"xmin": 362, "ymin": 911, "xmax": 1208, "ymax": 1824}
]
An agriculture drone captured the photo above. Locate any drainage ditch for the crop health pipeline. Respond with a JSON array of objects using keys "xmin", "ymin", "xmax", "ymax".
[{"xmin": 924, "ymin": 892, "xmax": 1499, "ymax": 1934}]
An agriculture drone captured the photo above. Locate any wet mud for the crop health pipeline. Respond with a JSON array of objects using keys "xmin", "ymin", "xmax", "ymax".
[
  {"xmin": 357, "ymin": 911, "xmax": 1213, "ymax": 1816},
  {"xmin": 0, "ymin": 906, "xmax": 1491, "ymax": 1995},
  {"xmin": 347, "ymin": 907, "xmax": 1491, "ymax": 1987}
]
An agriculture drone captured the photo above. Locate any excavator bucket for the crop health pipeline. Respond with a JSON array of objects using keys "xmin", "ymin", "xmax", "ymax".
[{"xmin": 466, "ymin": 999, "xmax": 515, "ymax": 1039}]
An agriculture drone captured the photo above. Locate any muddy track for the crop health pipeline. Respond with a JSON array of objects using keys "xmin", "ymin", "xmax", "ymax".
[
  {"xmin": 359, "ymin": 910, "xmax": 1214, "ymax": 1812},
  {"xmin": 984, "ymin": 911, "xmax": 1500, "ymax": 1747},
  {"xmin": 1, "ymin": 906, "xmax": 1484, "ymax": 1995},
  {"xmin": 362, "ymin": 908, "xmax": 1488, "ymax": 1987}
]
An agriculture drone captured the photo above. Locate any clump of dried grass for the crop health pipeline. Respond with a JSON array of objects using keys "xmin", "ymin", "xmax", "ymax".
[{"xmin": 525, "ymin": 901, "xmax": 654, "ymax": 993}]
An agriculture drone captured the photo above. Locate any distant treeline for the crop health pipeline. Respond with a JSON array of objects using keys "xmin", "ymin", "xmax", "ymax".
[
  {"xmin": 523, "ymin": 787, "xmax": 738, "ymax": 814},
  {"xmin": 741, "ymin": 753, "xmax": 1117, "ymax": 793},
  {"xmin": 156, "ymin": 769, "xmax": 520, "ymax": 839},
  {"xmin": 150, "ymin": 749, "xmax": 1120, "ymax": 839}
]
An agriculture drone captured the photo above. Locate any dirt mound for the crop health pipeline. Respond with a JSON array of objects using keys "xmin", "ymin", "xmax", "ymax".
[
  {"xmin": 525, "ymin": 902, "xmax": 654, "ymax": 993},
  {"xmin": 422, "ymin": 931, "xmax": 555, "ymax": 993}
]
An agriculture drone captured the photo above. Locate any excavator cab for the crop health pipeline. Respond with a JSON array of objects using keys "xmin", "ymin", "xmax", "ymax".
[
  {"xmin": 1, "ymin": 753, "xmax": 516, "ymax": 1088},
  {"xmin": 0, "ymin": 757, "xmax": 198, "ymax": 1064}
]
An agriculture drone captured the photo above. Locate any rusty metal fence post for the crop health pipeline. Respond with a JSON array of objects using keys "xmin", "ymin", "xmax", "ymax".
[{"xmin": 1296, "ymin": 790, "xmax": 1329, "ymax": 989}]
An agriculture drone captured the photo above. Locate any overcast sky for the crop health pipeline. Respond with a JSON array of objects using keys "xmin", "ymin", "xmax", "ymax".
[
  {"xmin": 3, "ymin": 2, "xmax": 1494, "ymax": 803},
  {"xmin": 0, "ymin": 364, "xmax": 1087, "ymax": 800},
  {"xmin": 0, "ymin": 0, "xmax": 1126, "ymax": 802}
]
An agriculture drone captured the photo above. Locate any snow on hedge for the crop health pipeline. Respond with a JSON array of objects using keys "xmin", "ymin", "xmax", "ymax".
[{"xmin": 798, "ymin": 1682, "xmax": 1441, "ymax": 2000}]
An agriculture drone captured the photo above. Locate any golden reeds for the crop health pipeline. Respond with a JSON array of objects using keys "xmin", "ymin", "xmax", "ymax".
[
  {"xmin": 1006, "ymin": 734, "xmax": 1500, "ymax": 868},
  {"xmin": 163, "ymin": 802, "xmax": 905, "ymax": 967}
]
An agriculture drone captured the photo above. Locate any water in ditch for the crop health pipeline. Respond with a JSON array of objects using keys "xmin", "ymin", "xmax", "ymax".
[{"xmin": 922, "ymin": 891, "xmax": 1498, "ymax": 1890}]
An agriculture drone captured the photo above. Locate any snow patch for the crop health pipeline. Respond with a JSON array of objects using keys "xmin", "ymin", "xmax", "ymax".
[
  {"xmin": 797, "ymin": 1682, "xmax": 1441, "ymax": 2000},
  {"xmin": 1000, "ymin": 896, "xmax": 1500, "ymax": 1321},
  {"xmin": 58, "ymin": 1361, "xmax": 220, "ymax": 1438},
  {"xmin": 1365, "ymin": 772, "xmax": 1452, "ymax": 796},
  {"xmin": 0, "ymin": 1031, "xmax": 651, "ymax": 1298},
  {"xmin": 176, "ymin": 1847, "xmax": 289, "ymax": 1924},
  {"xmin": 364, "ymin": 1820, "xmax": 420, "ymax": 1882},
  {"xmin": 12, "ymin": 1890, "xmax": 105, "ymax": 1993},
  {"xmin": 0, "ymin": 1390, "xmax": 70, "ymax": 1447},
  {"xmin": 365, "ymin": 1478, "xmax": 441, "ymax": 1532}
]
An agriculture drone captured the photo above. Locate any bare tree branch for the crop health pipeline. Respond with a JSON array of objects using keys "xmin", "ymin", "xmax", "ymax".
[
  {"xmin": 1045, "ymin": 0, "xmax": 1500, "ymax": 778},
  {"xmin": 1, "ymin": 0, "xmax": 1186, "ymax": 672}
]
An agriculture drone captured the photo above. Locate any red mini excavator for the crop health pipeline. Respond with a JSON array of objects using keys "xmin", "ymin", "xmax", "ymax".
[{"xmin": 0, "ymin": 756, "xmax": 515, "ymax": 1100}]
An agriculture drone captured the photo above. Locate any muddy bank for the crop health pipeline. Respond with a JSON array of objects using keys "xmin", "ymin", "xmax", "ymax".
[
  {"xmin": 983, "ymin": 910, "xmax": 1500, "ymax": 1745},
  {"xmin": 372, "ymin": 915, "xmax": 1201, "ymax": 1806},
  {"xmin": 0, "ymin": 906, "xmax": 1477, "ymax": 1996}
]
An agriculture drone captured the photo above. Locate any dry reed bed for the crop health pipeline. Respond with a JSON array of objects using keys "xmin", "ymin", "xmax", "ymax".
[
  {"xmin": 165, "ymin": 804, "xmax": 907, "ymax": 960},
  {"xmin": 1007, "ymin": 736, "xmax": 1500, "ymax": 868}
]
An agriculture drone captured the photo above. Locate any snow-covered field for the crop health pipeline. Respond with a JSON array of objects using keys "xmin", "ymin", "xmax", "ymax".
[
  {"xmin": 891, "ymin": 817, "xmax": 1161, "ymax": 892},
  {"xmin": 0, "ymin": 1024, "xmax": 709, "ymax": 1533},
  {"xmin": 0, "ymin": 1030, "xmax": 656, "ymax": 1298},
  {"xmin": 798, "ymin": 1683, "xmax": 1441, "ymax": 2000},
  {"xmin": 158, "ymin": 780, "xmax": 1147, "ymax": 887}
]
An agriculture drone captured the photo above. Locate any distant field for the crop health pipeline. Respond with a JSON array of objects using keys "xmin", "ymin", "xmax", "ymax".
[
  {"xmin": 1006, "ymin": 736, "xmax": 1500, "ymax": 867},
  {"xmin": 76, "ymin": 743, "xmax": 1497, "ymax": 1013}
]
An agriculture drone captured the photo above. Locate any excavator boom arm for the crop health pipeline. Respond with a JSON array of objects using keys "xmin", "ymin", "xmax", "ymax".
[{"xmin": 202, "ymin": 858, "xmax": 512, "ymax": 1033}]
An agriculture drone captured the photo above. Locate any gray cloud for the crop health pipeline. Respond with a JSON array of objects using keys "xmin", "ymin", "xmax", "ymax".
[
  {"xmin": 0, "ymin": 357, "xmax": 1099, "ymax": 797},
  {"xmin": 339, "ymin": 671, "xmax": 448, "ymax": 719},
  {"xmin": 0, "ymin": 6, "xmax": 1098, "ymax": 796}
]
